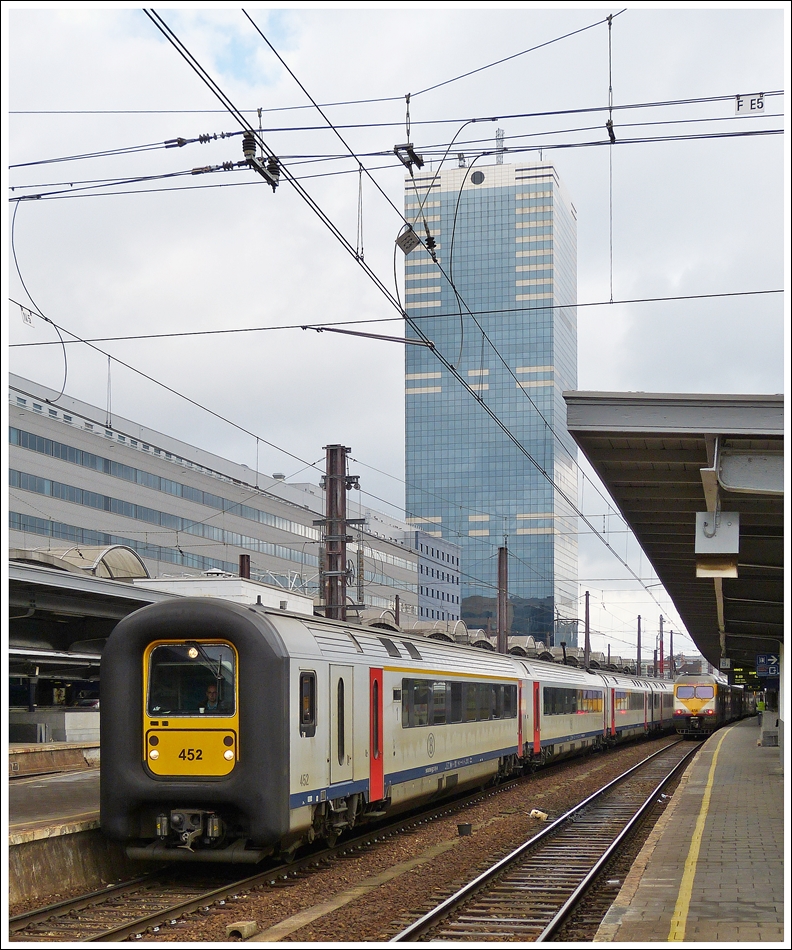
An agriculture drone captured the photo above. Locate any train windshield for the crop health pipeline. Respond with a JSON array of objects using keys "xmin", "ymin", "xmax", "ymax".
[
  {"xmin": 147, "ymin": 642, "xmax": 236, "ymax": 717},
  {"xmin": 676, "ymin": 685, "xmax": 715, "ymax": 700}
]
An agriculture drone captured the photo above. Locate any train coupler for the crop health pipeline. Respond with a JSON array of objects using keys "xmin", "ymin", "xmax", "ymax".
[{"xmin": 158, "ymin": 809, "xmax": 224, "ymax": 850}]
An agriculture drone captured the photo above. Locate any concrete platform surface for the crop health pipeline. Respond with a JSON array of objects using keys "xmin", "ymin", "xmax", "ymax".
[
  {"xmin": 595, "ymin": 717, "xmax": 785, "ymax": 944},
  {"xmin": 9, "ymin": 739, "xmax": 100, "ymax": 777},
  {"xmin": 9, "ymin": 768, "xmax": 100, "ymax": 844}
]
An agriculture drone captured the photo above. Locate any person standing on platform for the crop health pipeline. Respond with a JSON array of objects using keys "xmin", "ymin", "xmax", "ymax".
[{"xmin": 757, "ymin": 695, "xmax": 766, "ymax": 727}]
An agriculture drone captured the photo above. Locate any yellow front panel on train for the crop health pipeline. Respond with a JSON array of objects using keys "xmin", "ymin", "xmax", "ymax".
[{"xmin": 145, "ymin": 728, "xmax": 237, "ymax": 776}]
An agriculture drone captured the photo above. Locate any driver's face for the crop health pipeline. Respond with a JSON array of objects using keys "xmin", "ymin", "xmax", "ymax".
[{"xmin": 207, "ymin": 687, "xmax": 217, "ymax": 700}]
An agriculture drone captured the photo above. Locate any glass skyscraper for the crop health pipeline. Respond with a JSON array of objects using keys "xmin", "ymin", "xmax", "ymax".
[{"xmin": 404, "ymin": 161, "xmax": 578, "ymax": 643}]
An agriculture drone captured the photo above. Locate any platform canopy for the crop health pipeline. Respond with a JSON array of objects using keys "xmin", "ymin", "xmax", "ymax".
[
  {"xmin": 9, "ymin": 544, "xmax": 150, "ymax": 579},
  {"xmin": 563, "ymin": 392, "xmax": 784, "ymax": 675}
]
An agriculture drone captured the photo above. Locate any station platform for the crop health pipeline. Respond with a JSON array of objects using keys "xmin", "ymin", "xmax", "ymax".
[
  {"xmin": 595, "ymin": 717, "xmax": 785, "ymax": 943},
  {"xmin": 9, "ymin": 739, "xmax": 99, "ymax": 778},
  {"xmin": 7, "ymin": 762, "xmax": 141, "ymax": 907}
]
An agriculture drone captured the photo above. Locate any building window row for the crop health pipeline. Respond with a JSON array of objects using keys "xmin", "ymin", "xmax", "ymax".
[
  {"xmin": 9, "ymin": 469, "xmax": 321, "ymax": 569},
  {"xmin": 419, "ymin": 564, "xmax": 458, "ymax": 583},
  {"xmin": 418, "ymin": 542, "xmax": 458, "ymax": 565},
  {"xmin": 419, "ymin": 586, "xmax": 459, "ymax": 604},
  {"xmin": 10, "ymin": 426, "xmax": 319, "ymax": 541}
]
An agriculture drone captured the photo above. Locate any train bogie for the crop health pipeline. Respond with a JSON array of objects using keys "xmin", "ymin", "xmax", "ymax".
[{"xmin": 100, "ymin": 598, "xmax": 674, "ymax": 862}]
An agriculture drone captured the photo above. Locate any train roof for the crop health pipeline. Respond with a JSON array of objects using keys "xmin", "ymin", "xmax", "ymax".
[{"xmin": 674, "ymin": 672, "xmax": 726, "ymax": 685}]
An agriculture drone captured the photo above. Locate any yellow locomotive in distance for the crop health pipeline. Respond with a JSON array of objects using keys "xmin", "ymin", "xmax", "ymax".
[{"xmin": 673, "ymin": 672, "xmax": 745, "ymax": 738}]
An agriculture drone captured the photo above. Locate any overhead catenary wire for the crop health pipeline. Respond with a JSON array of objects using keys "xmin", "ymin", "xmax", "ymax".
[
  {"xmin": 237, "ymin": 10, "xmax": 781, "ymax": 568},
  {"xmin": 10, "ymin": 13, "xmax": 780, "ymax": 632},
  {"xmin": 9, "ymin": 123, "xmax": 782, "ymax": 203},
  {"xmin": 10, "ymin": 289, "xmax": 783, "ymax": 349},
  {"xmin": 10, "ymin": 108, "xmax": 781, "ymax": 191},
  {"xmin": 230, "ymin": 15, "xmax": 742, "ymax": 624}
]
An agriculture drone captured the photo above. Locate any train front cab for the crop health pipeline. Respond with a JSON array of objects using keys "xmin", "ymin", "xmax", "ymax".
[
  {"xmin": 101, "ymin": 598, "xmax": 293, "ymax": 862},
  {"xmin": 673, "ymin": 677, "xmax": 719, "ymax": 737}
]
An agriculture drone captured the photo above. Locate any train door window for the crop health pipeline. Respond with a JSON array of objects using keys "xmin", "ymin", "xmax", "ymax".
[
  {"xmin": 449, "ymin": 682, "xmax": 463, "ymax": 723},
  {"xmin": 431, "ymin": 682, "xmax": 447, "ymax": 725},
  {"xmin": 147, "ymin": 642, "xmax": 235, "ymax": 716},
  {"xmin": 299, "ymin": 672, "xmax": 316, "ymax": 737},
  {"xmin": 372, "ymin": 679, "xmax": 380, "ymax": 759},
  {"xmin": 337, "ymin": 678, "xmax": 345, "ymax": 765}
]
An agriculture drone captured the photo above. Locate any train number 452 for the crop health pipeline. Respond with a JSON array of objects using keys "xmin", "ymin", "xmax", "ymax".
[{"xmin": 178, "ymin": 748, "xmax": 203, "ymax": 761}]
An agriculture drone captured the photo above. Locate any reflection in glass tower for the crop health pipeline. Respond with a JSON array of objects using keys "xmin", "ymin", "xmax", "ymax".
[{"xmin": 404, "ymin": 162, "xmax": 578, "ymax": 644}]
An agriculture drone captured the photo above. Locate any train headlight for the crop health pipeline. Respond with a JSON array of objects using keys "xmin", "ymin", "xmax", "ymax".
[
  {"xmin": 188, "ymin": 647, "xmax": 199, "ymax": 658},
  {"xmin": 223, "ymin": 749, "xmax": 234, "ymax": 761},
  {"xmin": 149, "ymin": 749, "xmax": 160, "ymax": 760}
]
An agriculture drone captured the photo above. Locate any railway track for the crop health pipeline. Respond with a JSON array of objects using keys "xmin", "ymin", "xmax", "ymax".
[
  {"xmin": 391, "ymin": 739, "xmax": 699, "ymax": 942},
  {"xmin": 9, "ymin": 773, "xmax": 523, "ymax": 942}
]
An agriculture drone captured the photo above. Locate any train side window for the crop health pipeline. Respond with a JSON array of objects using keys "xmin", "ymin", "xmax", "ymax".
[
  {"xmin": 464, "ymin": 683, "xmax": 478, "ymax": 722},
  {"xmin": 431, "ymin": 682, "xmax": 447, "ymax": 725},
  {"xmin": 299, "ymin": 672, "xmax": 316, "ymax": 738},
  {"xmin": 401, "ymin": 678, "xmax": 430, "ymax": 727},
  {"xmin": 449, "ymin": 682, "xmax": 463, "ymax": 723}
]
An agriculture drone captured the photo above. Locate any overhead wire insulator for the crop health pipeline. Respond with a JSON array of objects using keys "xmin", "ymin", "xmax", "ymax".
[
  {"xmin": 242, "ymin": 131, "xmax": 257, "ymax": 162},
  {"xmin": 165, "ymin": 137, "xmax": 188, "ymax": 148},
  {"xmin": 266, "ymin": 156, "xmax": 280, "ymax": 189}
]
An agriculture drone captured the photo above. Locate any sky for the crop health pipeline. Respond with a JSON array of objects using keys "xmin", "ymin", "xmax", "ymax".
[{"xmin": 3, "ymin": 3, "xmax": 788, "ymax": 661}]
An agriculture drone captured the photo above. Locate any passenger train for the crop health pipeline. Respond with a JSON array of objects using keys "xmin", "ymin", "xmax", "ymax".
[
  {"xmin": 100, "ymin": 598, "xmax": 674, "ymax": 863},
  {"xmin": 673, "ymin": 672, "xmax": 747, "ymax": 738}
]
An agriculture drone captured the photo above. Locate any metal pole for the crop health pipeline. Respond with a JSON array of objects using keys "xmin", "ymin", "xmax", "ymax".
[
  {"xmin": 394, "ymin": 594, "xmax": 400, "ymax": 627},
  {"xmin": 669, "ymin": 629, "xmax": 674, "ymax": 678},
  {"xmin": 659, "ymin": 615, "xmax": 664, "ymax": 678},
  {"xmin": 583, "ymin": 590, "xmax": 591, "ymax": 669},
  {"xmin": 637, "ymin": 615, "xmax": 642, "ymax": 676},
  {"xmin": 497, "ymin": 545, "xmax": 509, "ymax": 654},
  {"xmin": 238, "ymin": 554, "xmax": 250, "ymax": 579},
  {"xmin": 324, "ymin": 444, "xmax": 349, "ymax": 621}
]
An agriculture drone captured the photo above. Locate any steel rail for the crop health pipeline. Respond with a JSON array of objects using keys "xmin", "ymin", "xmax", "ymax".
[
  {"xmin": 534, "ymin": 740, "xmax": 699, "ymax": 941},
  {"xmin": 10, "ymin": 770, "xmax": 524, "ymax": 942},
  {"xmin": 390, "ymin": 739, "xmax": 695, "ymax": 942}
]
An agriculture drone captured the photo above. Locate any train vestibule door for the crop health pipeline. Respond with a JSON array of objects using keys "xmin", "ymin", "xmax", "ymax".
[
  {"xmin": 369, "ymin": 668, "xmax": 384, "ymax": 802},
  {"xmin": 533, "ymin": 682, "xmax": 541, "ymax": 754},
  {"xmin": 330, "ymin": 665, "xmax": 354, "ymax": 785}
]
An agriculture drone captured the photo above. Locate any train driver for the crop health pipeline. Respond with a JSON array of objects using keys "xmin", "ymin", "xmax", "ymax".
[{"xmin": 200, "ymin": 683, "xmax": 225, "ymax": 714}]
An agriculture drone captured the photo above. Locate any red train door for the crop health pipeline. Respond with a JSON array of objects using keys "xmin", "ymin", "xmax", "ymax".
[
  {"xmin": 644, "ymin": 693, "xmax": 648, "ymax": 733},
  {"xmin": 533, "ymin": 681, "xmax": 541, "ymax": 754},
  {"xmin": 369, "ymin": 668, "xmax": 384, "ymax": 802},
  {"xmin": 610, "ymin": 688, "xmax": 616, "ymax": 737}
]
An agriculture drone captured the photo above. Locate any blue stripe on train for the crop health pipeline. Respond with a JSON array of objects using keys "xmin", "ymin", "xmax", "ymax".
[{"xmin": 289, "ymin": 745, "xmax": 518, "ymax": 809}]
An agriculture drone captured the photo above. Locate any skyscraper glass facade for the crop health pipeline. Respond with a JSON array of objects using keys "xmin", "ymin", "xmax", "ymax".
[{"xmin": 404, "ymin": 162, "xmax": 578, "ymax": 643}]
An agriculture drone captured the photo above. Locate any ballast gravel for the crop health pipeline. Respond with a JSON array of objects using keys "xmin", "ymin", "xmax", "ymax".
[{"xmin": 138, "ymin": 737, "xmax": 678, "ymax": 943}]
